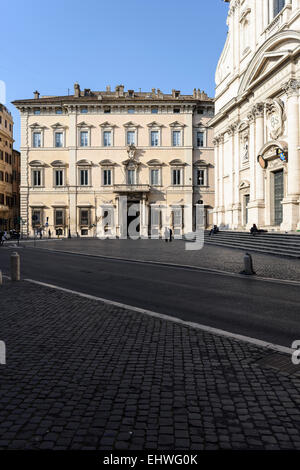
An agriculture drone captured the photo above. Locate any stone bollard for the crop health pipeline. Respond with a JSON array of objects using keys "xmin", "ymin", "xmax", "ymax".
[
  {"xmin": 11, "ymin": 252, "xmax": 20, "ymax": 281},
  {"xmin": 0, "ymin": 270, "xmax": 2, "ymax": 286},
  {"xmin": 241, "ymin": 252, "xmax": 256, "ymax": 275}
]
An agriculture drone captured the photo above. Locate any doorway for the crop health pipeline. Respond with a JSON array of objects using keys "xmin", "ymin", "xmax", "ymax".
[
  {"xmin": 273, "ymin": 170, "xmax": 283, "ymax": 225},
  {"xmin": 127, "ymin": 201, "xmax": 140, "ymax": 238}
]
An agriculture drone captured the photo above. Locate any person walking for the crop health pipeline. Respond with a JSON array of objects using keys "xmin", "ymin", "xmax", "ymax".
[
  {"xmin": 169, "ymin": 227, "xmax": 173, "ymax": 242},
  {"xmin": 48, "ymin": 229, "xmax": 51, "ymax": 239}
]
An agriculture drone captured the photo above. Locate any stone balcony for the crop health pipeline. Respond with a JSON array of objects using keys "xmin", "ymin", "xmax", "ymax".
[{"xmin": 113, "ymin": 184, "xmax": 150, "ymax": 193}]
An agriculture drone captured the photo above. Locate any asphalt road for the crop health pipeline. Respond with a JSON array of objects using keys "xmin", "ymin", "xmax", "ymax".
[{"xmin": 0, "ymin": 246, "xmax": 299, "ymax": 347}]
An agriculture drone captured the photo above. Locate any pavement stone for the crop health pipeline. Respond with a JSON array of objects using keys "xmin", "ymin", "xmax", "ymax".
[{"xmin": 0, "ymin": 279, "xmax": 300, "ymax": 450}]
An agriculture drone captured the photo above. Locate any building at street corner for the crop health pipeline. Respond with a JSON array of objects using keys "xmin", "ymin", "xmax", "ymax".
[
  {"xmin": 0, "ymin": 103, "xmax": 20, "ymax": 231},
  {"xmin": 210, "ymin": 0, "xmax": 300, "ymax": 231},
  {"xmin": 12, "ymin": 85, "xmax": 214, "ymax": 238}
]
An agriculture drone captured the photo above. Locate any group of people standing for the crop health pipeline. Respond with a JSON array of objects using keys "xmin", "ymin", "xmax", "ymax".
[{"xmin": 164, "ymin": 227, "xmax": 173, "ymax": 242}]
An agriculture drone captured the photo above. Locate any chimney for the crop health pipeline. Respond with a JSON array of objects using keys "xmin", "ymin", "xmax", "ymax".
[
  {"xmin": 33, "ymin": 90, "xmax": 40, "ymax": 100},
  {"xmin": 152, "ymin": 88, "xmax": 156, "ymax": 96},
  {"xmin": 119, "ymin": 85, "xmax": 124, "ymax": 96},
  {"xmin": 106, "ymin": 85, "xmax": 111, "ymax": 92},
  {"xmin": 193, "ymin": 88, "xmax": 197, "ymax": 98},
  {"xmin": 74, "ymin": 82, "xmax": 81, "ymax": 98}
]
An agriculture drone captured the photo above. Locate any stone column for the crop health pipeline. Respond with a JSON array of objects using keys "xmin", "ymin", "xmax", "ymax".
[
  {"xmin": 226, "ymin": 126, "xmax": 234, "ymax": 228},
  {"xmin": 232, "ymin": 122, "xmax": 241, "ymax": 229},
  {"xmin": 218, "ymin": 135, "xmax": 224, "ymax": 226},
  {"xmin": 281, "ymin": 79, "xmax": 300, "ymax": 231},
  {"xmin": 252, "ymin": 103, "xmax": 265, "ymax": 226},
  {"xmin": 20, "ymin": 110, "xmax": 29, "ymax": 236},
  {"xmin": 212, "ymin": 138, "xmax": 219, "ymax": 225},
  {"xmin": 246, "ymin": 111, "xmax": 256, "ymax": 229}
]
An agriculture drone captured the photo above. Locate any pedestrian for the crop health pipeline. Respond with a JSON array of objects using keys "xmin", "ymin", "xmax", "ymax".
[
  {"xmin": 1, "ymin": 231, "xmax": 6, "ymax": 246},
  {"xmin": 250, "ymin": 223, "xmax": 258, "ymax": 237},
  {"xmin": 169, "ymin": 227, "xmax": 173, "ymax": 242},
  {"xmin": 39, "ymin": 229, "xmax": 43, "ymax": 239},
  {"xmin": 48, "ymin": 229, "xmax": 51, "ymax": 239},
  {"xmin": 164, "ymin": 226, "xmax": 169, "ymax": 242}
]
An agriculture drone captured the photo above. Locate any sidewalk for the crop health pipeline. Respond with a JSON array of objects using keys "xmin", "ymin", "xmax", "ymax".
[
  {"xmin": 17, "ymin": 238, "xmax": 300, "ymax": 282},
  {"xmin": 0, "ymin": 279, "xmax": 300, "ymax": 450}
]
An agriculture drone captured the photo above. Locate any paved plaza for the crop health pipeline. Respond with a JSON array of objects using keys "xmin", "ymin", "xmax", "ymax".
[
  {"xmin": 9, "ymin": 237, "xmax": 300, "ymax": 282},
  {"xmin": 0, "ymin": 279, "xmax": 300, "ymax": 450}
]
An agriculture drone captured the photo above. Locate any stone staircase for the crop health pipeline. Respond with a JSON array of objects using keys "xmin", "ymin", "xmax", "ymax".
[{"xmin": 204, "ymin": 230, "xmax": 300, "ymax": 258}]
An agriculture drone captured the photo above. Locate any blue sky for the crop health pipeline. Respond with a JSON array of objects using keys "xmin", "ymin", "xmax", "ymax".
[{"xmin": 1, "ymin": 0, "xmax": 229, "ymax": 149}]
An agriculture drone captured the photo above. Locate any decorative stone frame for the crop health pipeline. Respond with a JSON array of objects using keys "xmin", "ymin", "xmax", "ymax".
[
  {"xmin": 147, "ymin": 121, "xmax": 163, "ymax": 147},
  {"xmin": 169, "ymin": 159, "xmax": 186, "ymax": 186},
  {"xmin": 51, "ymin": 160, "xmax": 67, "ymax": 188},
  {"xmin": 51, "ymin": 123, "xmax": 68, "ymax": 148},
  {"xmin": 77, "ymin": 121, "xmax": 93, "ymax": 147},
  {"xmin": 193, "ymin": 160, "xmax": 209, "ymax": 187},
  {"xmin": 99, "ymin": 159, "xmax": 116, "ymax": 187},
  {"xmin": 123, "ymin": 121, "xmax": 140, "ymax": 147},
  {"xmin": 99, "ymin": 122, "xmax": 116, "ymax": 147},
  {"xmin": 193, "ymin": 125, "xmax": 207, "ymax": 148},
  {"xmin": 30, "ymin": 123, "xmax": 46, "ymax": 148},
  {"xmin": 29, "ymin": 160, "xmax": 46, "ymax": 187},
  {"xmin": 147, "ymin": 159, "xmax": 163, "ymax": 187},
  {"xmin": 169, "ymin": 121, "xmax": 185, "ymax": 147},
  {"xmin": 77, "ymin": 159, "xmax": 92, "ymax": 187}
]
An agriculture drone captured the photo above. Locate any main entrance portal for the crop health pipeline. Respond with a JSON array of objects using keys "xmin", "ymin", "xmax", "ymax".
[
  {"xmin": 127, "ymin": 201, "xmax": 140, "ymax": 237},
  {"xmin": 273, "ymin": 170, "xmax": 284, "ymax": 226}
]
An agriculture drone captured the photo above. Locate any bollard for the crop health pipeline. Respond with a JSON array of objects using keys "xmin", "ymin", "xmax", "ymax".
[
  {"xmin": 0, "ymin": 270, "xmax": 2, "ymax": 286},
  {"xmin": 10, "ymin": 252, "xmax": 20, "ymax": 281},
  {"xmin": 241, "ymin": 252, "xmax": 256, "ymax": 275}
]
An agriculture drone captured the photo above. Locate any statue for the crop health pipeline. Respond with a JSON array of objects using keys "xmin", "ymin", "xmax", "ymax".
[{"xmin": 127, "ymin": 144, "xmax": 136, "ymax": 160}]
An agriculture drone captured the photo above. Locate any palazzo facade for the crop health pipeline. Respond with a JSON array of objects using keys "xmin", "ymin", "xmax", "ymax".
[
  {"xmin": 13, "ymin": 85, "xmax": 214, "ymax": 238},
  {"xmin": 210, "ymin": 0, "xmax": 300, "ymax": 231}
]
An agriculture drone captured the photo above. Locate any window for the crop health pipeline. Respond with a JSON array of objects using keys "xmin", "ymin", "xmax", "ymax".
[
  {"xmin": 173, "ymin": 108, "xmax": 180, "ymax": 114},
  {"xmin": 54, "ymin": 169, "xmax": 64, "ymax": 186},
  {"xmin": 55, "ymin": 209, "xmax": 64, "ymax": 226},
  {"xmin": 80, "ymin": 209, "xmax": 90, "ymax": 226},
  {"xmin": 80, "ymin": 131, "xmax": 89, "ymax": 147},
  {"xmin": 196, "ymin": 131, "xmax": 204, "ymax": 147},
  {"xmin": 172, "ymin": 131, "xmax": 181, "ymax": 147},
  {"xmin": 33, "ymin": 132, "xmax": 41, "ymax": 148},
  {"xmin": 151, "ymin": 131, "xmax": 159, "ymax": 147},
  {"xmin": 33, "ymin": 170, "xmax": 42, "ymax": 187},
  {"xmin": 196, "ymin": 169, "xmax": 205, "ymax": 186},
  {"xmin": 104, "ymin": 107, "xmax": 111, "ymax": 114},
  {"xmin": 128, "ymin": 107, "xmax": 135, "ymax": 114},
  {"xmin": 0, "ymin": 194, "xmax": 4, "ymax": 204},
  {"xmin": 127, "ymin": 131, "xmax": 136, "ymax": 145},
  {"xmin": 103, "ymin": 169, "xmax": 112, "ymax": 186},
  {"xmin": 0, "ymin": 151, "xmax": 3, "ymax": 160},
  {"xmin": 34, "ymin": 109, "xmax": 40, "ymax": 115},
  {"xmin": 127, "ymin": 169, "xmax": 136, "ymax": 185},
  {"xmin": 172, "ymin": 169, "xmax": 181, "ymax": 185},
  {"xmin": 151, "ymin": 107, "xmax": 158, "ymax": 114},
  {"xmin": 103, "ymin": 131, "xmax": 111, "ymax": 147},
  {"xmin": 32, "ymin": 210, "xmax": 42, "ymax": 226},
  {"xmin": 0, "ymin": 171, "xmax": 3, "ymax": 181},
  {"xmin": 81, "ymin": 108, "xmax": 88, "ymax": 114},
  {"xmin": 274, "ymin": 0, "xmax": 285, "ymax": 17},
  {"xmin": 55, "ymin": 132, "xmax": 63, "ymax": 148},
  {"xmin": 79, "ymin": 169, "xmax": 89, "ymax": 186},
  {"xmin": 56, "ymin": 108, "xmax": 63, "ymax": 114},
  {"xmin": 150, "ymin": 169, "xmax": 160, "ymax": 186}
]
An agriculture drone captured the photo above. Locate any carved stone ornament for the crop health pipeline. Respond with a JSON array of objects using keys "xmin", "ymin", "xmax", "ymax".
[
  {"xmin": 240, "ymin": 132, "xmax": 249, "ymax": 162},
  {"xmin": 265, "ymin": 99, "xmax": 285, "ymax": 140},
  {"xmin": 127, "ymin": 144, "xmax": 137, "ymax": 160}
]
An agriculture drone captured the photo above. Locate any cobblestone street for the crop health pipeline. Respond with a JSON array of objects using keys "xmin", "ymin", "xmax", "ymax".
[
  {"xmin": 13, "ymin": 238, "xmax": 300, "ymax": 282},
  {"xmin": 0, "ymin": 280, "xmax": 300, "ymax": 450}
]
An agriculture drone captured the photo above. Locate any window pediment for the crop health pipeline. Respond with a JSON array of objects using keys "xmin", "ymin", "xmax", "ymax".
[
  {"xmin": 147, "ymin": 159, "xmax": 163, "ymax": 166},
  {"xmin": 169, "ymin": 159, "xmax": 186, "ymax": 166},
  {"xmin": 147, "ymin": 121, "xmax": 164, "ymax": 128},
  {"xmin": 169, "ymin": 121, "xmax": 186, "ymax": 128},
  {"xmin": 51, "ymin": 122, "xmax": 68, "ymax": 130},
  {"xmin": 77, "ymin": 121, "xmax": 93, "ymax": 128},
  {"xmin": 123, "ymin": 121, "xmax": 140, "ymax": 128},
  {"xmin": 51, "ymin": 160, "xmax": 67, "ymax": 167},
  {"xmin": 77, "ymin": 159, "xmax": 92, "ymax": 166},
  {"xmin": 29, "ymin": 160, "xmax": 47, "ymax": 167},
  {"xmin": 239, "ymin": 180, "xmax": 250, "ymax": 189},
  {"xmin": 194, "ymin": 159, "xmax": 208, "ymax": 167},
  {"xmin": 99, "ymin": 121, "xmax": 116, "ymax": 128},
  {"xmin": 29, "ymin": 123, "xmax": 47, "ymax": 129},
  {"xmin": 99, "ymin": 159, "xmax": 116, "ymax": 166}
]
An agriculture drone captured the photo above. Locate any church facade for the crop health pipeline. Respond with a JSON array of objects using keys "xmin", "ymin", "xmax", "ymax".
[{"xmin": 210, "ymin": 0, "xmax": 300, "ymax": 231}]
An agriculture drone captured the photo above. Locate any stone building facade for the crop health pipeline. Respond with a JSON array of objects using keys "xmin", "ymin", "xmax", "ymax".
[
  {"xmin": 13, "ymin": 85, "xmax": 214, "ymax": 238},
  {"xmin": 210, "ymin": 0, "xmax": 300, "ymax": 231},
  {"xmin": 0, "ymin": 104, "xmax": 20, "ymax": 231}
]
